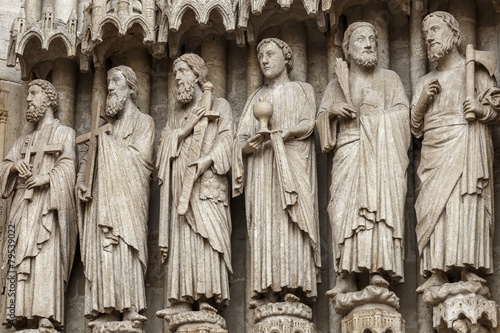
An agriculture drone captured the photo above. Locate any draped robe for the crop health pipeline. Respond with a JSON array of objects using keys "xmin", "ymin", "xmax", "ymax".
[
  {"xmin": 157, "ymin": 97, "xmax": 233, "ymax": 305},
  {"xmin": 412, "ymin": 63, "xmax": 500, "ymax": 275},
  {"xmin": 0, "ymin": 120, "xmax": 77, "ymax": 328},
  {"xmin": 233, "ymin": 81, "xmax": 320, "ymax": 300},
  {"xmin": 317, "ymin": 68, "xmax": 410, "ymax": 281},
  {"xmin": 78, "ymin": 108, "xmax": 154, "ymax": 317}
]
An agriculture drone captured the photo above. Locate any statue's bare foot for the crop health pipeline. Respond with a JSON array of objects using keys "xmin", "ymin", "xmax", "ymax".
[
  {"xmin": 326, "ymin": 274, "xmax": 357, "ymax": 298},
  {"xmin": 416, "ymin": 272, "xmax": 446, "ymax": 294},
  {"xmin": 199, "ymin": 301, "xmax": 217, "ymax": 312},
  {"xmin": 123, "ymin": 309, "xmax": 147, "ymax": 322},
  {"xmin": 88, "ymin": 313, "xmax": 119, "ymax": 328},
  {"xmin": 249, "ymin": 298, "xmax": 268, "ymax": 309},
  {"xmin": 156, "ymin": 302, "xmax": 191, "ymax": 317},
  {"xmin": 284, "ymin": 293, "xmax": 300, "ymax": 303},
  {"xmin": 462, "ymin": 271, "xmax": 486, "ymax": 284},
  {"xmin": 38, "ymin": 318, "xmax": 55, "ymax": 333},
  {"xmin": 370, "ymin": 273, "xmax": 390, "ymax": 288}
]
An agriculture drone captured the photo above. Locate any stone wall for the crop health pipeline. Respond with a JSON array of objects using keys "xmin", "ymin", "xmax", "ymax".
[{"xmin": 0, "ymin": 0, "xmax": 500, "ymax": 332}]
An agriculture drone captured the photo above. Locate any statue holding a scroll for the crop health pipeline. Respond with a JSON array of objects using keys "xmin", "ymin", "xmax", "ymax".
[
  {"xmin": 233, "ymin": 38, "xmax": 320, "ymax": 307},
  {"xmin": 0, "ymin": 79, "xmax": 77, "ymax": 331},
  {"xmin": 156, "ymin": 53, "xmax": 233, "ymax": 320},
  {"xmin": 76, "ymin": 66, "xmax": 154, "ymax": 327}
]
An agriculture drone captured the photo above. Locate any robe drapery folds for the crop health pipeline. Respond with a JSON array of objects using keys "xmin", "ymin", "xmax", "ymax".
[
  {"xmin": 412, "ymin": 65, "xmax": 500, "ymax": 276},
  {"xmin": 78, "ymin": 108, "xmax": 154, "ymax": 317},
  {"xmin": 0, "ymin": 120, "xmax": 77, "ymax": 328},
  {"xmin": 317, "ymin": 68, "xmax": 410, "ymax": 282},
  {"xmin": 157, "ymin": 97, "xmax": 233, "ymax": 305},
  {"xmin": 233, "ymin": 81, "xmax": 320, "ymax": 300}
]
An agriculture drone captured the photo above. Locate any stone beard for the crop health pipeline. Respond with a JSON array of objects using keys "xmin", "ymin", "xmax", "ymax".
[
  {"xmin": 26, "ymin": 101, "xmax": 47, "ymax": 123},
  {"xmin": 427, "ymin": 33, "xmax": 454, "ymax": 63},
  {"xmin": 351, "ymin": 50, "xmax": 378, "ymax": 68},
  {"xmin": 176, "ymin": 77, "xmax": 195, "ymax": 104},
  {"xmin": 106, "ymin": 91, "xmax": 126, "ymax": 117}
]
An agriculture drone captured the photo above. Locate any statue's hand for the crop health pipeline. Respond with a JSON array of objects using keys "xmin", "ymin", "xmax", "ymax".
[
  {"xmin": 463, "ymin": 97, "xmax": 488, "ymax": 120},
  {"xmin": 242, "ymin": 134, "xmax": 264, "ymax": 154},
  {"xmin": 76, "ymin": 182, "xmax": 91, "ymax": 202},
  {"xmin": 188, "ymin": 155, "xmax": 213, "ymax": 180},
  {"xmin": 420, "ymin": 79, "xmax": 442, "ymax": 104},
  {"xmin": 182, "ymin": 106, "xmax": 206, "ymax": 133},
  {"xmin": 329, "ymin": 102, "xmax": 357, "ymax": 119},
  {"xmin": 12, "ymin": 160, "xmax": 32, "ymax": 178},
  {"xmin": 25, "ymin": 174, "xmax": 49, "ymax": 189},
  {"xmin": 271, "ymin": 128, "xmax": 292, "ymax": 142}
]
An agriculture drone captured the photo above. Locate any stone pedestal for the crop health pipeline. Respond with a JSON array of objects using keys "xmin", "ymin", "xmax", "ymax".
[
  {"xmin": 252, "ymin": 299, "xmax": 316, "ymax": 333},
  {"xmin": 331, "ymin": 285, "xmax": 405, "ymax": 333},
  {"xmin": 157, "ymin": 310, "xmax": 227, "ymax": 333},
  {"xmin": 421, "ymin": 281, "xmax": 497, "ymax": 333},
  {"xmin": 341, "ymin": 306, "xmax": 405, "ymax": 333},
  {"xmin": 89, "ymin": 320, "xmax": 145, "ymax": 333}
]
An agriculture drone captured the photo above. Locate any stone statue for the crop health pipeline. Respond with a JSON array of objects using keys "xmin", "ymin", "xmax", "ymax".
[
  {"xmin": 412, "ymin": 11, "xmax": 500, "ymax": 332},
  {"xmin": 76, "ymin": 66, "xmax": 154, "ymax": 330},
  {"xmin": 155, "ymin": 53, "xmax": 233, "ymax": 331},
  {"xmin": 317, "ymin": 21, "xmax": 410, "ymax": 296},
  {"xmin": 316, "ymin": 22, "xmax": 410, "ymax": 331},
  {"xmin": 0, "ymin": 79, "xmax": 77, "ymax": 331},
  {"xmin": 233, "ymin": 38, "xmax": 320, "ymax": 311},
  {"xmin": 413, "ymin": 10, "xmax": 499, "ymax": 292}
]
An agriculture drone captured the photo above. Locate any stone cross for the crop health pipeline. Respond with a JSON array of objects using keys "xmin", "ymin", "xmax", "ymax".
[
  {"xmin": 76, "ymin": 119, "xmax": 112, "ymax": 200},
  {"xmin": 21, "ymin": 128, "xmax": 62, "ymax": 201}
]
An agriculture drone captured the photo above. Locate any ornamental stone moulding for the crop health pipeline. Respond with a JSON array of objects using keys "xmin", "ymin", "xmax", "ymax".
[{"xmin": 7, "ymin": 6, "xmax": 78, "ymax": 80}]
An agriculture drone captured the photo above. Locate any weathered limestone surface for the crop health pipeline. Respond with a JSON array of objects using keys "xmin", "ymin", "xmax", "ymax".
[{"xmin": 1, "ymin": 1, "xmax": 500, "ymax": 333}]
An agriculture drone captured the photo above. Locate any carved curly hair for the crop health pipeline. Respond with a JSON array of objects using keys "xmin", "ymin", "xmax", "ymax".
[
  {"xmin": 257, "ymin": 38, "xmax": 294, "ymax": 73},
  {"xmin": 173, "ymin": 53, "xmax": 208, "ymax": 85},
  {"xmin": 29, "ymin": 79, "xmax": 59, "ymax": 114}
]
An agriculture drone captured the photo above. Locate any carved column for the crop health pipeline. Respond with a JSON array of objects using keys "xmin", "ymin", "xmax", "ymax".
[
  {"xmin": 449, "ymin": 0, "xmax": 476, "ymax": 48},
  {"xmin": 246, "ymin": 42, "xmax": 262, "ymax": 97},
  {"xmin": 326, "ymin": 27, "xmax": 344, "ymax": 82},
  {"xmin": 126, "ymin": 47, "xmax": 151, "ymax": 114},
  {"xmin": 54, "ymin": 0, "xmax": 77, "ymax": 21},
  {"xmin": 25, "ymin": 0, "xmax": 42, "ymax": 24},
  {"xmin": 410, "ymin": 0, "xmax": 427, "ymax": 91},
  {"xmin": 92, "ymin": 64, "xmax": 107, "ymax": 127},
  {"xmin": 364, "ymin": 2, "xmax": 390, "ymax": 69},
  {"xmin": 201, "ymin": 34, "xmax": 227, "ymax": 98},
  {"xmin": 281, "ymin": 20, "xmax": 307, "ymax": 82},
  {"xmin": 52, "ymin": 58, "xmax": 78, "ymax": 127}
]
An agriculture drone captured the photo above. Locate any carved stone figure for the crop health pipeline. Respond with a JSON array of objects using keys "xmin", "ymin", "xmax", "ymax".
[
  {"xmin": 76, "ymin": 66, "xmax": 154, "ymax": 330},
  {"xmin": 316, "ymin": 22, "xmax": 410, "ymax": 332},
  {"xmin": 412, "ymin": 11, "xmax": 500, "ymax": 332},
  {"xmin": 155, "ymin": 53, "xmax": 233, "ymax": 332},
  {"xmin": 0, "ymin": 79, "xmax": 77, "ymax": 331},
  {"xmin": 317, "ymin": 21, "xmax": 410, "ymax": 297},
  {"xmin": 233, "ymin": 38, "xmax": 320, "ymax": 309}
]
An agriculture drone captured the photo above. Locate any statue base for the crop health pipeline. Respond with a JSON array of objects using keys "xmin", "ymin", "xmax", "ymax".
[
  {"xmin": 421, "ymin": 281, "xmax": 497, "ymax": 332},
  {"xmin": 157, "ymin": 309, "xmax": 227, "ymax": 333},
  {"xmin": 252, "ymin": 298, "xmax": 316, "ymax": 333},
  {"xmin": 89, "ymin": 320, "xmax": 145, "ymax": 333},
  {"xmin": 330, "ymin": 285, "xmax": 404, "ymax": 333},
  {"xmin": 341, "ymin": 305, "xmax": 405, "ymax": 333}
]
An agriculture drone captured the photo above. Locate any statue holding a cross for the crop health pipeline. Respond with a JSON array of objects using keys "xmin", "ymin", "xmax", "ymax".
[
  {"xmin": 0, "ymin": 79, "xmax": 77, "ymax": 331},
  {"xmin": 76, "ymin": 65, "xmax": 154, "ymax": 328}
]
